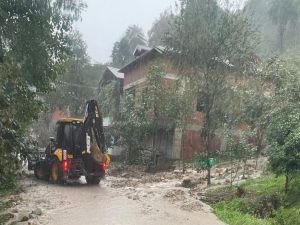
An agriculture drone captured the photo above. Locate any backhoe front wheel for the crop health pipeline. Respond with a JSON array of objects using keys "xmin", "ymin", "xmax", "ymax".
[
  {"xmin": 85, "ymin": 176, "xmax": 101, "ymax": 185},
  {"xmin": 34, "ymin": 163, "xmax": 48, "ymax": 180}
]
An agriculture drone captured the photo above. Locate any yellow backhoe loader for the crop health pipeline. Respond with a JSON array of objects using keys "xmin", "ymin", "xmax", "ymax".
[{"xmin": 29, "ymin": 100, "xmax": 110, "ymax": 184}]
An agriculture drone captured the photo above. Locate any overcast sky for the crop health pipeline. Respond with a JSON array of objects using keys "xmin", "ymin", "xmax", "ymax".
[
  {"xmin": 76, "ymin": 0, "xmax": 177, "ymax": 64},
  {"xmin": 76, "ymin": 0, "xmax": 246, "ymax": 64}
]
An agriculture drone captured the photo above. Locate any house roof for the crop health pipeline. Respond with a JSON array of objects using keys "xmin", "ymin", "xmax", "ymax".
[
  {"xmin": 119, "ymin": 46, "xmax": 165, "ymax": 74},
  {"xmin": 107, "ymin": 66, "xmax": 124, "ymax": 79},
  {"xmin": 133, "ymin": 45, "xmax": 152, "ymax": 57}
]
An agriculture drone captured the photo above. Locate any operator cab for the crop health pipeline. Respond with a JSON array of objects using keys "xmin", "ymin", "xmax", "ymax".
[{"xmin": 56, "ymin": 118, "xmax": 86, "ymax": 158}]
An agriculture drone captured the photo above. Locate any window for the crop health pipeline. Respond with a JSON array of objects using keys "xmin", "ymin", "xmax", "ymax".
[
  {"xmin": 196, "ymin": 96, "xmax": 205, "ymax": 112},
  {"xmin": 125, "ymin": 86, "xmax": 136, "ymax": 99}
]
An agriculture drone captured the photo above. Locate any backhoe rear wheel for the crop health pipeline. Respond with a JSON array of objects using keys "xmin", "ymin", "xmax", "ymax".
[{"xmin": 50, "ymin": 159, "xmax": 63, "ymax": 184}]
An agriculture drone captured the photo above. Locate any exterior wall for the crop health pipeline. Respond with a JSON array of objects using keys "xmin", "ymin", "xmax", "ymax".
[
  {"xmin": 123, "ymin": 63, "xmax": 148, "ymax": 88},
  {"xmin": 181, "ymin": 130, "xmax": 204, "ymax": 160},
  {"xmin": 181, "ymin": 130, "xmax": 221, "ymax": 160},
  {"xmin": 123, "ymin": 56, "xmax": 179, "ymax": 90},
  {"xmin": 172, "ymin": 128, "xmax": 183, "ymax": 159},
  {"xmin": 122, "ymin": 54, "xmax": 221, "ymax": 160},
  {"xmin": 155, "ymin": 129, "xmax": 174, "ymax": 159}
]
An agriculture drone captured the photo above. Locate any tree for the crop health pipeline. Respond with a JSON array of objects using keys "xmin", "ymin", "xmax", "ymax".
[
  {"xmin": 234, "ymin": 58, "xmax": 274, "ymax": 167},
  {"xmin": 114, "ymin": 64, "xmax": 193, "ymax": 164},
  {"xmin": 266, "ymin": 55, "xmax": 300, "ymax": 193},
  {"xmin": 141, "ymin": 65, "xmax": 194, "ymax": 149},
  {"xmin": 45, "ymin": 31, "xmax": 104, "ymax": 117},
  {"xmin": 166, "ymin": 0, "xmax": 257, "ymax": 185},
  {"xmin": 34, "ymin": 32, "xmax": 106, "ymax": 147},
  {"xmin": 0, "ymin": 0, "xmax": 85, "ymax": 187},
  {"xmin": 111, "ymin": 38, "xmax": 132, "ymax": 68},
  {"xmin": 111, "ymin": 25, "xmax": 147, "ymax": 67},
  {"xmin": 125, "ymin": 25, "xmax": 147, "ymax": 53},
  {"xmin": 222, "ymin": 128, "xmax": 256, "ymax": 186},
  {"xmin": 148, "ymin": 10, "xmax": 174, "ymax": 47},
  {"xmin": 269, "ymin": 0, "xmax": 300, "ymax": 53},
  {"xmin": 243, "ymin": 0, "xmax": 277, "ymax": 57},
  {"xmin": 244, "ymin": 0, "xmax": 300, "ymax": 57},
  {"xmin": 98, "ymin": 79, "xmax": 121, "ymax": 119}
]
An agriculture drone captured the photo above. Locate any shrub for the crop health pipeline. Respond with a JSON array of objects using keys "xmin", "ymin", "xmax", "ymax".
[{"xmin": 273, "ymin": 208, "xmax": 300, "ymax": 225}]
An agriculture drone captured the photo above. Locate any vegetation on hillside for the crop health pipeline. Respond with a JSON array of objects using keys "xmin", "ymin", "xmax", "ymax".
[
  {"xmin": 0, "ymin": 0, "xmax": 86, "ymax": 188},
  {"xmin": 1, "ymin": 3, "xmax": 300, "ymax": 225},
  {"xmin": 209, "ymin": 176, "xmax": 300, "ymax": 225}
]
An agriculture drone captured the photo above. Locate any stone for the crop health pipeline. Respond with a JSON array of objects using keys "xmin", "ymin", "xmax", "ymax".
[
  {"xmin": 182, "ymin": 178, "xmax": 192, "ymax": 188},
  {"xmin": 121, "ymin": 173, "xmax": 129, "ymax": 178},
  {"xmin": 132, "ymin": 195, "xmax": 139, "ymax": 201},
  {"xmin": 11, "ymin": 208, "xmax": 19, "ymax": 213},
  {"xmin": 175, "ymin": 183, "xmax": 181, "ymax": 187},
  {"xmin": 29, "ymin": 214, "xmax": 37, "ymax": 219},
  {"xmin": 32, "ymin": 208, "xmax": 42, "ymax": 216},
  {"xmin": 20, "ymin": 215, "xmax": 29, "ymax": 222},
  {"xmin": 17, "ymin": 211, "xmax": 30, "ymax": 222}
]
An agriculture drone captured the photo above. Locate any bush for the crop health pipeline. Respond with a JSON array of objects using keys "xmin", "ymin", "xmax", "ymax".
[
  {"xmin": 210, "ymin": 176, "xmax": 300, "ymax": 225},
  {"xmin": 273, "ymin": 208, "xmax": 300, "ymax": 225},
  {"xmin": 214, "ymin": 200, "xmax": 272, "ymax": 225}
]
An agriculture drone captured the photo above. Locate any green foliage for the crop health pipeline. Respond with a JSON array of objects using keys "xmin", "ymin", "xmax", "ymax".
[
  {"xmin": 114, "ymin": 64, "xmax": 193, "ymax": 163},
  {"xmin": 214, "ymin": 200, "xmax": 273, "ymax": 225},
  {"xmin": 98, "ymin": 80, "xmax": 120, "ymax": 118},
  {"xmin": 113, "ymin": 96, "xmax": 151, "ymax": 164},
  {"xmin": 244, "ymin": 0, "xmax": 300, "ymax": 56},
  {"xmin": 0, "ymin": 0, "xmax": 85, "ymax": 187},
  {"xmin": 267, "ymin": 110, "xmax": 300, "ymax": 189},
  {"xmin": 167, "ymin": 0, "xmax": 257, "ymax": 70},
  {"xmin": 166, "ymin": 0, "xmax": 257, "ymax": 184},
  {"xmin": 222, "ymin": 129, "xmax": 257, "ymax": 162},
  {"xmin": 111, "ymin": 38, "xmax": 132, "ymax": 68},
  {"xmin": 111, "ymin": 25, "xmax": 146, "ymax": 67},
  {"xmin": 45, "ymin": 31, "xmax": 105, "ymax": 117},
  {"xmin": 269, "ymin": 0, "xmax": 300, "ymax": 52},
  {"xmin": 273, "ymin": 207, "xmax": 300, "ymax": 225},
  {"xmin": 32, "ymin": 33, "xmax": 105, "ymax": 147},
  {"xmin": 211, "ymin": 176, "xmax": 300, "ymax": 225},
  {"xmin": 264, "ymin": 56, "xmax": 300, "ymax": 192},
  {"xmin": 243, "ymin": 176, "xmax": 285, "ymax": 195},
  {"xmin": 141, "ymin": 65, "xmax": 194, "ymax": 130},
  {"xmin": 148, "ymin": 10, "xmax": 174, "ymax": 47}
]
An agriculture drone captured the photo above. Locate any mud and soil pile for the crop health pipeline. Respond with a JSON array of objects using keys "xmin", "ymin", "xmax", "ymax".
[{"xmin": 107, "ymin": 157, "xmax": 268, "ymax": 214}]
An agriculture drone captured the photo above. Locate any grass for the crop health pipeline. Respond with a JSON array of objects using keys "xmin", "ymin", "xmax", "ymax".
[
  {"xmin": 241, "ymin": 176, "xmax": 285, "ymax": 195},
  {"xmin": 214, "ymin": 202, "xmax": 272, "ymax": 225},
  {"xmin": 209, "ymin": 175, "xmax": 300, "ymax": 225}
]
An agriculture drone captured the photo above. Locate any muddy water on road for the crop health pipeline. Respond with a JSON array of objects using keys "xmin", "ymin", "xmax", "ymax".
[{"xmin": 18, "ymin": 176, "xmax": 224, "ymax": 225}]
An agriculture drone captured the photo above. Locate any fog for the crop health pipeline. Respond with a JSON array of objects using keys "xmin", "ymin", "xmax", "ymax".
[{"xmin": 76, "ymin": 0, "xmax": 176, "ymax": 63}]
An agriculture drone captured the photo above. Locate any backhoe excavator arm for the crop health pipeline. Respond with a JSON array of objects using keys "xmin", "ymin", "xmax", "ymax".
[{"xmin": 83, "ymin": 100, "xmax": 106, "ymax": 154}]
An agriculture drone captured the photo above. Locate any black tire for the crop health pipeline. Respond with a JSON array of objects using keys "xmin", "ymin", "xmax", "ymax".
[
  {"xmin": 85, "ymin": 176, "xmax": 101, "ymax": 185},
  {"xmin": 50, "ymin": 159, "xmax": 63, "ymax": 184},
  {"xmin": 34, "ymin": 163, "xmax": 49, "ymax": 180},
  {"xmin": 34, "ymin": 164, "xmax": 43, "ymax": 180},
  {"xmin": 68, "ymin": 175, "xmax": 81, "ymax": 180}
]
